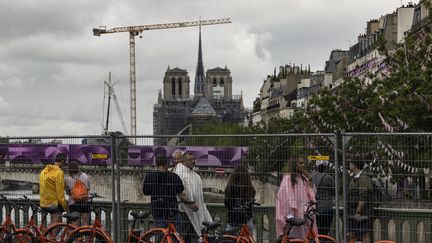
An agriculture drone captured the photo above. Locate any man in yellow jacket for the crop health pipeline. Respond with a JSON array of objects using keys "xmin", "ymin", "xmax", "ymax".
[{"xmin": 40, "ymin": 153, "xmax": 68, "ymax": 224}]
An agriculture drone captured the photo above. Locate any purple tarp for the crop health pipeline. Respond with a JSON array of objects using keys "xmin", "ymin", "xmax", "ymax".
[{"xmin": 0, "ymin": 144, "xmax": 248, "ymax": 167}]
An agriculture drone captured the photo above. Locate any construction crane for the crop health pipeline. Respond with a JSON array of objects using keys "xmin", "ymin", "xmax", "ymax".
[
  {"xmin": 93, "ymin": 18, "xmax": 231, "ymax": 138},
  {"xmin": 103, "ymin": 72, "xmax": 129, "ymax": 135}
]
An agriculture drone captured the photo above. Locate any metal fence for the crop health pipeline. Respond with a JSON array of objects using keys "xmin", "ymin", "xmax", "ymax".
[{"xmin": 0, "ymin": 133, "xmax": 431, "ymax": 243}]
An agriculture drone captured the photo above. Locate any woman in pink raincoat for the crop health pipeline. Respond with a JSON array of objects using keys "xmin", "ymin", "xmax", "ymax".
[{"xmin": 276, "ymin": 157, "xmax": 317, "ymax": 239}]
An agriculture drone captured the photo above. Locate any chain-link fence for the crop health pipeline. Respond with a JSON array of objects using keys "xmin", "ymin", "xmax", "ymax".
[
  {"xmin": 0, "ymin": 133, "xmax": 431, "ymax": 242},
  {"xmin": 342, "ymin": 132, "xmax": 432, "ymax": 243}
]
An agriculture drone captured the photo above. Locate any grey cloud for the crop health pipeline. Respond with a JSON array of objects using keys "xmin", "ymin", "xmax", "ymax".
[
  {"xmin": 0, "ymin": 0, "xmax": 409, "ymax": 136},
  {"xmin": 0, "ymin": 1, "xmax": 109, "ymax": 42}
]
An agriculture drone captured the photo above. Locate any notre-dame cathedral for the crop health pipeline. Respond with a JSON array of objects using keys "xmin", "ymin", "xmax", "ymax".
[{"xmin": 153, "ymin": 27, "xmax": 247, "ymax": 145}]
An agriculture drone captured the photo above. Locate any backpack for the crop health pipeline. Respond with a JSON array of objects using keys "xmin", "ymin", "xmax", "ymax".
[
  {"xmin": 314, "ymin": 173, "xmax": 333, "ymax": 213},
  {"xmin": 370, "ymin": 177, "xmax": 388, "ymax": 208},
  {"xmin": 71, "ymin": 176, "xmax": 89, "ymax": 202}
]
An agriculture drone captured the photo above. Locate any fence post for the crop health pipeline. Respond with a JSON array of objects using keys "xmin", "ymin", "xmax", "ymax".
[
  {"xmin": 110, "ymin": 133, "xmax": 119, "ymax": 243},
  {"xmin": 333, "ymin": 131, "xmax": 341, "ymax": 243},
  {"xmin": 341, "ymin": 130, "xmax": 348, "ymax": 243},
  {"xmin": 116, "ymin": 134, "xmax": 124, "ymax": 241}
]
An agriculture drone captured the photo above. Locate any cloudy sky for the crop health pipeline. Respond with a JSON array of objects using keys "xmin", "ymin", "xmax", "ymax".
[{"xmin": 0, "ymin": 0, "xmax": 409, "ymax": 136}]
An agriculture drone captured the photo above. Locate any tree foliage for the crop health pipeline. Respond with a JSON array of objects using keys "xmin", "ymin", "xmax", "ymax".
[{"xmin": 187, "ymin": 8, "xmax": 432, "ymax": 182}]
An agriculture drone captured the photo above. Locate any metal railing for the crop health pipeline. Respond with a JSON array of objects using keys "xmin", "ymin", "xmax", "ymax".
[{"xmin": 2, "ymin": 198, "xmax": 432, "ymax": 243}]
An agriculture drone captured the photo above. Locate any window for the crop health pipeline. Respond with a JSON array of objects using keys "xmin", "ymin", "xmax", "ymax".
[
  {"xmin": 171, "ymin": 78, "xmax": 176, "ymax": 96},
  {"xmin": 213, "ymin": 78, "xmax": 217, "ymax": 87},
  {"xmin": 178, "ymin": 78, "xmax": 182, "ymax": 96},
  {"xmin": 220, "ymin": 78, "xmax": 224, "ymax": 85}
]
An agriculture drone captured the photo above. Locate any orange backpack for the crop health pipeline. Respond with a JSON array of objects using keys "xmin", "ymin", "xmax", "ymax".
[{"xmin": 71, "ymin": 176, "xmax": 89, "ymax": 202}]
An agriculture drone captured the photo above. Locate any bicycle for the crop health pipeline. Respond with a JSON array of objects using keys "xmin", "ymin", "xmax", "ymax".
[
  {"xmin": 0, "ymin": 194, "xmax": 21, "ymax": 241},
  {"xmin": 127, "ymin": 208, "xmax": 221, "ymax": 243},
  {"xmin": 6, "ymin": 195, "xmax": 79, "ymax": 243},
  {"xmin": 126, "ymin": 210, "xmax": 149, "ymax": 243},
  {"xmin": 278, "ymin": 201, "xmax": 336, "ymax": 243},
  {"xmin": 200, "ymin": 220, "xmax": 222, "ymax": 243},
  {"xmin": 66, "ymin": 193, "xmax": 113, "ymax": 243},
  {"xmin": 140, "ymin": 199, "xmax": 198, "ymax": 243},
  {"xmin": 212, "ymin": 199, "xmax": 259, "ymax": 243}
]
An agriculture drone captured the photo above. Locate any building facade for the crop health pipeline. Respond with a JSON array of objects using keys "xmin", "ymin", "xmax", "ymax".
[
  {"xmin": 251, "ymin": 65, "xmax": 324, "ymax": 124},
  {"xmin": 153, "ymin": 28, "xmax": 247, "ymax": 145},
  {"xmin": 346, "ymin": 3, "xmax": 416, "ymax": 81}
]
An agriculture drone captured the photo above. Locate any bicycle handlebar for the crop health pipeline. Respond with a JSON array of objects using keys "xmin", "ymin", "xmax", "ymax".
[
  {"xmin": 0, "ymin": 194, "xmax": 24, "ymax": 211},
  {"xmin": 89, "ymin": 192, "xmax": 104, "ymax": 200},
  {"xmin": 284, "ymin": 201, "xmax": 317, "ymax": 230},
  {"xmin": 21, "ymin": 195, "xmax": 41, "ymax": 212}
]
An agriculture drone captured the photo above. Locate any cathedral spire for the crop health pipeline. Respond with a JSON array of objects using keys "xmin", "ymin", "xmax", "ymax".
[{"xmin": 194, "ymin": 22, "xmax": 206, "ymax": 96}]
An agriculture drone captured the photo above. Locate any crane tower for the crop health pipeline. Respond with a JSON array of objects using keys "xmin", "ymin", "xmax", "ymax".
[{"xmin": 93, "ymin": 18, "xmax": 231, "ymax": 138}]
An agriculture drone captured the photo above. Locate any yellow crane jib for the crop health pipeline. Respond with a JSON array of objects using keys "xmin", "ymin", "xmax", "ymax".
[{"xmin": 93, "ymin": 18, "xmax": 231, "ymax": 36}]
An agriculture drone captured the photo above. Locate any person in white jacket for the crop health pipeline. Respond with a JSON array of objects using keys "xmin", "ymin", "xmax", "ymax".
[{"xmin": 172, "ymin": 151, "xmax": 212, "ymax": 242}]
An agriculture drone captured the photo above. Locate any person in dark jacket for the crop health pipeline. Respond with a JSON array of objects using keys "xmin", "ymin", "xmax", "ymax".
[
  {"xmin": 142, "ymin": 154, "xmax": 184, "ymax": 228},
  {"xmin": 347, "ymin": 160, "xmax": 373, "ymax": 243},
  {"xmin": 311, "ymin": 160, "xmax": 335, "ymax": 235},
  {"xmin": 224, "ymin": 164, "xmax": 256, "ymax": 233}
]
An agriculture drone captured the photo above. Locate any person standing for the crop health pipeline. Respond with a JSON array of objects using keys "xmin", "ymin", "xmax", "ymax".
[
  {"xmin": 172, "ymin": 151, "xmax": 212, "ymax": 242},
  {"xmin": 142, "ymin": 154, "xmax": 184, "ymax": 228},
  {"xmin": 276, "ymin": 157, "xmax": 317, "ymax": 239},
  {"xmin": 311, "ymin": 160, "xmax": 335, "ymax": 235},
  {"xmin": 224, "ymin": 164, "xmax": 256, "ymax": 233},
  {"xmin": 40, "ymin": 153, "xmax": 68, "ymax": 224},
  {"xmin": 171, "ymin": 150, "xmax": 184, "ymax": 167},
  {"xmin": 347, "ymin": 160, "xmax": 373, "ymax": 243},
  {"xmin": 65, "ymin": 160, "xmax": 91, "ymax": 226}
]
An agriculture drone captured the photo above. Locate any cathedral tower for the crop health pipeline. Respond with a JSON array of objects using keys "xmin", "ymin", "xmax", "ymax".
[
  {"xmin": 206, "ymin": 66, "xmax": 233, "ymax": 98},
  {"xmin": 194, "ymin": 25, "xmax": 206, "ymax": 96},
  {"xmin": 163, "ymin": 67, "xmax": 190, "ymax": 99}
]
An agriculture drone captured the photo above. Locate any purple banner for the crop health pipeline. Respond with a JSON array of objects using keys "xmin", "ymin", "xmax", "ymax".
[{"xmin": 0, "ymin": 144, "xmax": 247, "ymax": 167}]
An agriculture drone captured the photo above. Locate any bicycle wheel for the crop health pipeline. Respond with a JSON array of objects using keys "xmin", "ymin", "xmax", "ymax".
[
  {"xmin": 5, "ymin": 230, "xmax": 37, "ymax": 243},
  {"xmin": 161, "ymin": 234, "xmax": 182, "ymax": 243},
  {"xmin": 316, "ymin": 234, "xmax": 336, "ymax": 243},
  {"xmin": 140, "ymin": 229, "xmax": 165, "ymax": 243},
  {"xmin": 43, "ymin": 223, "xmax": 76, "ymax": 240},
  {"xmin": 66, "ymin": 229, "xmax": 112, "ymax": 243}
]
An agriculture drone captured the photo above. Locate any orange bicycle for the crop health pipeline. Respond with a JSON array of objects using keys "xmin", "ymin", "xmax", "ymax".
[
  {"xmin": 200, "ymin": 220, "xmax": 222, "ymax": 243},
  {"xmin": 66, "ymin": 193, "xmax": 113, "ymax": 243},
  {"xmin": 140, "ymin": 200, "xmax": 198, "ymax": 243},
  {"xmin": 0, "ymin": 194, "xmax": 21, "ymax": 241},
  {"xmin": 139, "ymin": 211, "xmax": 184, "ymax": 243},
  {"xmin": 212, "ymin": 199, "xmax": 259, "ymax": 243},
  {"xmin": 128, "ymin": 209, "xmax": 221, "ymax": 243},
  {"xmin": 278, "ymin": 201, "xmax": 336, "ymax": 243},
  {"xmin": 125, "ymin": 210, "xmax": 150, "ymax": 243},
  {"xmin": 212, "ymin": 223, "xmax": 255, "ymax": 243},
  {"xmin": 8, "ymin": 195, "xmax": 78, "ymax": 243}
]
